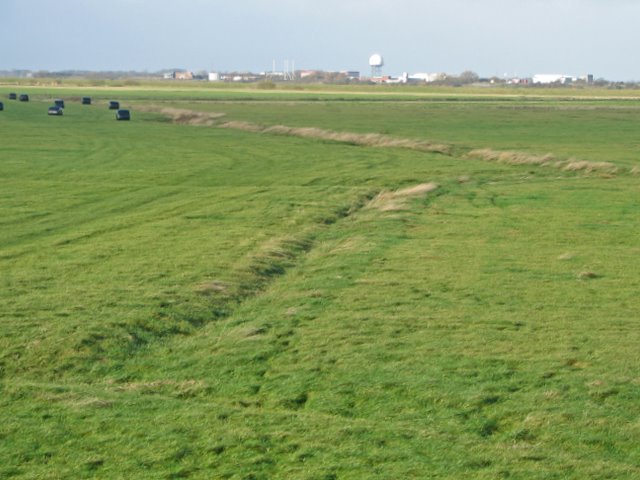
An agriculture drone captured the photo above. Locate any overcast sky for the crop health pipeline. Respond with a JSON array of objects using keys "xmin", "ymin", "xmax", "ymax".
[{"xmin": 2, "ymin": 0, "xmax": 638, "ymax": 80}]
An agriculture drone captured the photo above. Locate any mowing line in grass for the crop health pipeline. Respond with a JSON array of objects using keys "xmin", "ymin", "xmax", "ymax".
[{"xmin": 147, "ymin": 105, "xmax": 628, "ymax": 176}]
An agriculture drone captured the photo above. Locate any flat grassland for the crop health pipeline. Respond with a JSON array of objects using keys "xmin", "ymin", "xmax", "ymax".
[{"xmin": 1, "ymin": 84, "xmax": 639, "ymax": 479}]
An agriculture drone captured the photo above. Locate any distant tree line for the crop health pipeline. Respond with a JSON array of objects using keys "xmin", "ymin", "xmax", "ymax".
[{"xmin": 2, "ymin": 69, "xmax": 640, "ymax": 89}]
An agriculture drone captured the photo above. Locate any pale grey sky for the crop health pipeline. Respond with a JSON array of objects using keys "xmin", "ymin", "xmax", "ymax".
[{"xmin": 2, "ymin": 0, "xmax": 638, "ymax": 79}]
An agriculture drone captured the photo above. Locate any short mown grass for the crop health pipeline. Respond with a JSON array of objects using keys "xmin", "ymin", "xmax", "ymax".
[{"xmin": 1, "ymin": 86, "xmax": 639, "ymax": 479}]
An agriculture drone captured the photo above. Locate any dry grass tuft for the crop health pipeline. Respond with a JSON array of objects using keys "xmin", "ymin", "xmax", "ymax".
[
  {"xmin": 163, "ymin": 108, "xmax": 225, "ymax": 126},
  {"xmin": 219, "ymin": 121, "xmax": 451, "ymax": 154},
  {"xmin": 368, "ymin": 195, "xmax": 404, "ymax": 212},
  {"xmin": 114, "ymin": 379, "xmax": 205, "ymax": 394},
  {"xmin": 543, "ymin": 390, "xmax": 561, "ymax": 399},
  {"xmin": 577, "ymin": 271, "xmax": 600, "ymax": 280},
  {"xmin": 218, "ymin": 120, "xmax": 264, "ymax": 133},
  {"xmin": 563, "ymin": 160, "xmax": 618, "ymax": 174},
  {"xmin": 557, "ymin": 252, "xmax": 576, "ymax": 261},
  {"xmin": 467, "ymin": 149, "xmax": 619, "ymax": 174},
  {"xmin": 630, "ymin": 166, "xmax": 640, "ymax": 176},
  {"xmin": 369, "ymin": 183, "xmax": 439, "ymax": 211},
  {"xmin": 140, "ymin": 106, "xmax": 226, "ymax": 126},
  {"xmin": 467, "ymin": 149, "xmax": 556, "ymax": 166},
  {"xmin": 394, "ymin": 183, "xmax": 439, "ymax": 197},
  {"xmin": 195, "ymin": 280, "xmax": 229, "ymax": 295}
]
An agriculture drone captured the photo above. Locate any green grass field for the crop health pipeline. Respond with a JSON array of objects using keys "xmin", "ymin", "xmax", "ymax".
[{"xmin": 1, "ymin": 84, "xmax": 640, "ymax": 479}]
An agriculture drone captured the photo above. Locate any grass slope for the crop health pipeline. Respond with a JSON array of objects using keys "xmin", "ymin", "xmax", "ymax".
[{"xmin": 1, "ymin": 88, "xmax": 639, "ymax": 479}]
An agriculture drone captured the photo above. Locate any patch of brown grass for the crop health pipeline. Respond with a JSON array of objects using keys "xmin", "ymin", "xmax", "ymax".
[
  {"xmin": 36, "ymin": 389, "xmax": 114, "ymax": 409},
  {"xmin": 219, "ymin": 121, "xmax": 451, "ymax": 154},
  {"xmin": 467, "ymin": 148, "xmax": 619, "ymax": 174},
  {"xmin": 577, "ymin": 271, "xmax": 600, "ymax": 280},
  {"xmin": 369, "ymin": 195, "xmax": 404, "ymax": 212},
  {"xmin": 563, "ymin": 159, "xmax": 618, "ymax": 174},
  {"xmin": 395, "ymin": 183, "xmax": 439, "ymax": 197},
  {"xmin": 164, "ymin": 108, "xmax": 225, "ymax": 126},
  {"xmin": 467, "ymin": 149, "xmax": 557, "ymax": 166},
  {"xmin": 368, "ymin": 182, "xmax": 439, "ymax": 211},
  {"xmin": 218, "ymin": 120, "xmax": 264, "ymax": 132},
  {"xmin": 114, "ymin": 379, "xmax": 205, "ymax": 394},
  {"xmin": 68, "ymin": 397, "xmax": 114, "ymax": 409},
  {"xmin": 195, "ymin": 280, "xmax": 229, "ymax": 295},
  {"xmin": 140, "ymin": 106, "xmax": 226, "ymax": 126}
]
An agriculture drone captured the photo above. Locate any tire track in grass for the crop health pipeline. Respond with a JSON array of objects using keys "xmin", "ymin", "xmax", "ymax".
[
  {"xmin": 190, "ymin": 183, "xmax": 444, "ymax": 414},
  {"xmin": 65, "ymin": 190, "xmax": 380, "ymax": 373},
  {"xmin": 74, "ymin": 183, "xmax": 441, "ymax": 389}
]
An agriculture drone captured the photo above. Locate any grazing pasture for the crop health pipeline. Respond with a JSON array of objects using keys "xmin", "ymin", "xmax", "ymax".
[{"xmin": 1, "ymin": 84, "xmax": 639, "ymax": 479}]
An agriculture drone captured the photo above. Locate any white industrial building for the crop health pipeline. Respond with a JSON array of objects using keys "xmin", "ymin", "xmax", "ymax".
[
  {"xmin": 532, "ymin": 74, "xmax": 577, "ymax": 85},
  {"xmin": 410, "ymin": 73, "xmax": 446, "ymax": 83}
]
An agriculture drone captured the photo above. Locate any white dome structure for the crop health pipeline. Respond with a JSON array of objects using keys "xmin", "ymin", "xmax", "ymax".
[{"xmin": 369, "ymin": 53, "xmax": 384, "ymax": 67}]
